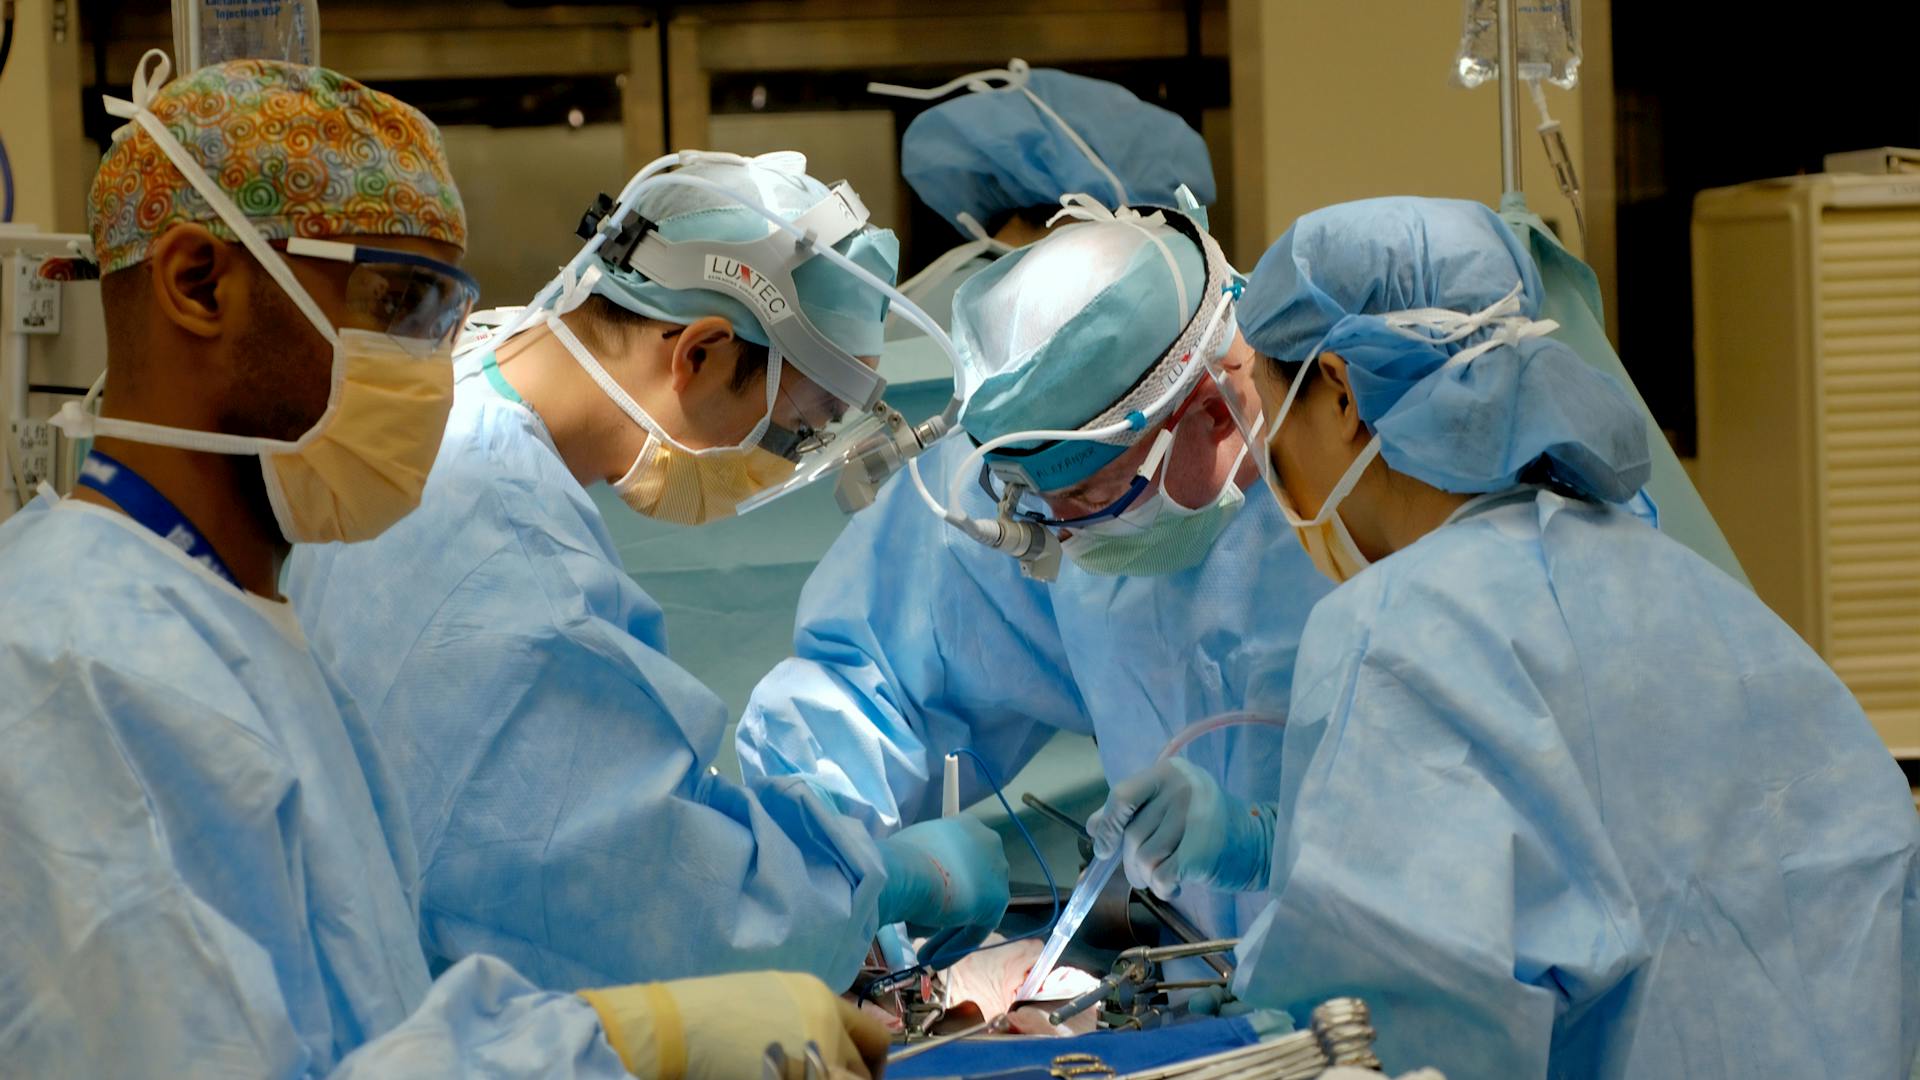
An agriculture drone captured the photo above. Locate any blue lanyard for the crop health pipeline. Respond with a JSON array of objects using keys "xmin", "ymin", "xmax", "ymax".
[{"xmin": 76, "ymin": 450, "xmax": 241, "ymax": 588}]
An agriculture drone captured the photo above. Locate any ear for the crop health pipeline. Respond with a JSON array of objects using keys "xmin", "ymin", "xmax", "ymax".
[
  {"xmin": 667, "ymin": 315, "xmax": 739, "ymax": 393},
  {"xmin": 145, "ymin": 224, "xmax": 236, "ymax": 340},
  {"xmin": 1317, "ymin": 351, "xmax": 1364, "ymax": 442},
  {"xmin": 1196, "ymin": 383, "xmax": 1238, "ymax": 439}
]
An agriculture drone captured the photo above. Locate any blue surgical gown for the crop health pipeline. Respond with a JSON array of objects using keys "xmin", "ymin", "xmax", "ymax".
[
  {"xmin": 285, "ymin": 357, "xmax": 888, "ymax": 991},
  {"xmin": 738, "ymin": 435, "xmax": 1335, "ymax": 940},
  {"xmin": 0, "ymin": 497, "xmax": 624, "ymax": 1078},
  {"xmin": 1232, "ymin": 488, "xmax": 1920, "ymax": 1079}
]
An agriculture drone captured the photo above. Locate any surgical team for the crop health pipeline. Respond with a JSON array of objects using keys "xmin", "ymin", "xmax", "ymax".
[{"xmin": 0, "ymin": 46, "xmax": 1914, "ymax": 1080}]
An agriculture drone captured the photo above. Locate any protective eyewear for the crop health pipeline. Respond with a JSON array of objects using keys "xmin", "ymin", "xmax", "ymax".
[
  {"xmin": 759, "ymin": 375, "xmax": 846, "ymax": 462},
  {"xmin": 978, "ymin": 458, "xmax": 1152, "ymax": 530},
  {"xmin": 978, "ymin": 389, "xmax": 1204, "ymax": 530},
  {"xmin": 277, "ymin": 237, "xmax": 481, "ymax": 355}
]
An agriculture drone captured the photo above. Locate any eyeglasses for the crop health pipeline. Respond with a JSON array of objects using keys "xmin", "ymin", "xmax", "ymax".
[
  {"xmin": 758, "ymin": 372, "xmax": 846, "ymax": 462},
  {"xmin": 759, "ymin": 419, "xmax": 835, "ymax": 462},
  {"xmin": 975, "ymin": 384, "xmax": 1207, "ymax": 530},
  {"xmin": 978, "ymin": 457, "xmax": 1156, "ymax": 530},
  {"xmin": 277, "ymin": 238, "xmax": 481, "ymax": 355}
]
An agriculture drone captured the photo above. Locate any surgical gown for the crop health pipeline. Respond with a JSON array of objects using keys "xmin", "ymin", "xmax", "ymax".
[
  {"xmin": 0, "ymin": 497, "xmax": 624, "ymax": 1078},
  {"xmin": 1231, "ymin": 488, "xmax": 1920, "ymax": 1079},
  {"xmin": 738, "ymin": 435, "xmax": 1335, "ymax": 940},
  {"xmin": 1497, "ymin": 193, "xmax": 1749, "ymax": 585},
  {"xmin": 285, "ymin": 356, "xmax": 888, "ymax": 992}
]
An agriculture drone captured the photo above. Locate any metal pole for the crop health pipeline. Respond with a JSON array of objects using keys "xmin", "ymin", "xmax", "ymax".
[{"xmin": 1497, "ymin": 0, "xmax": 1522, "ymax": 192}]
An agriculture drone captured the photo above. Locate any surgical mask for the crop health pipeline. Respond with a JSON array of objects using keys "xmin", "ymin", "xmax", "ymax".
[
  {"xmin": 1276, "ymin": 475, "xmax": 1373, "ymax": 585},
  {"xmin": 52, "ymin": 54, "xmax": 473, "ymax": 545},
  {"xmin": 545, "ymin": 312, "xmax": 799, "ymax": 526},
  {"xmin": 1060, "ymin": 444, "xmax": 1247, "ymax": 577},
  {"xmin": 263, "ymin": 332, "xmax": 457, "ymax": 542},
  {"xmin": 611, "ymin": 440, "xmax": 797, "ymax": 526},
  {"xmin": 1252, "ymin": 357, "xmax": 1384, "ymax": 586}
]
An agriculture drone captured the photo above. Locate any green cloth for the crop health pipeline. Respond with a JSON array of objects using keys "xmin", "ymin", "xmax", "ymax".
[
  {"xmin": 479, "ymin": 352, "xmax": 524, "ymax": 406},
  {"xmin": 1499, "ymin": 193, "xmax": 1749, "ymax": 586}
]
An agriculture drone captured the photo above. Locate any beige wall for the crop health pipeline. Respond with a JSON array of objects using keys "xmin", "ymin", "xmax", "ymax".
[
  {"xmin": 442, "ymin": 112, "xmax": 906, "ymax": 311},
  {"xmin": 706, "ymin": 111, "xmax": 903, "ymax": 240},
  {"xmin": 437, "ymin": 123, "xmax": 627, "ymax": 306},
  {"xmin": 1231, "ymin": 0, "xmax": 1595, "ymax": 266},
  {"xmin": 1, "ymin": 0, "xmax": 91, "ymax": 232}
]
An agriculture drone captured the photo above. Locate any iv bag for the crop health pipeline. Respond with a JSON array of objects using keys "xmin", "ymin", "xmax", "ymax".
[
  {"xmin": 1452, "ymin": 0, "xmax": 1581, "ymax": 90},
  {"xmin": 172, "ymin": 0, "xmax": 321, "ymax": 73}
]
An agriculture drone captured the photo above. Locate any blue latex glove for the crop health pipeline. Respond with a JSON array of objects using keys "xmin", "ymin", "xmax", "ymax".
[
  {"xmin": 1184, "ymin": 985, "xmax": 1237, "ymax": 1016},
  {"xmin": 1086, "ymin": 758, "xmax": 1277, "ymax": 900},
  {"xmin": 877, "ymin": 817, "xmax": 1010, "ymax": 969}
]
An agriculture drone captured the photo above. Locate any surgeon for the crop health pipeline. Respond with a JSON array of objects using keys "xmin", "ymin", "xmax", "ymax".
[
  {"xmin": 872, "ymin": 59, "xmax": 1216, "ymax": 331},
  {"xmin": 0, "ymin": 53, "xmax": 885, "ymax": 1078},
  {"xmin": 740, "ymin": 194, "xmax": 1327, "ymax": 948},
  {"xmin": 1099, "ymin": 196, "xmax": 1920, "ymax": 1077},
  {"xmin": 285, "ymin": 150, "xmax": 1008, "ymax": 992}
]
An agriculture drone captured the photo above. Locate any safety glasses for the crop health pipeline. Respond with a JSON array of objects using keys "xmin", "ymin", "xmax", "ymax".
[
  {"xmin": 977, "ymin": 389, "xmax": 1205, "ymax": 530},
  {"xmin": 977, "ymin": 460, "xmax": 1155, "ymax": 529},
  {"xmin": 278, "ymin": 238, "xmax": 481, "ymax": 355},
  {"xmin": 757, "ymin": 376, "xmax": 845, "ymax": 462}
]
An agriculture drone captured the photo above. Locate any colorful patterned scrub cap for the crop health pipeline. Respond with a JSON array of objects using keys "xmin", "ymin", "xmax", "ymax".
[{"xmin": 89, "ymin": 55, "xmax": 467, "ymax": 275}]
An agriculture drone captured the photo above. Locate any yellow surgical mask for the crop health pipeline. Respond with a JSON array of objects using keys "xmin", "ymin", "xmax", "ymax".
[
  {"xmin": 56, "ymin": 328, "xmax": 456, "ymax": 546},
  {"xmin": 1273, "ymin": 482, "xmax": 1373, "ymax": 584},
  {"xmin": 612, "ymin": 437, "xmax": 797, "ymax": 526},
  {"xmin": 545, "ymin": 312, "xmax": 799, "ymax": 526},
  {"xmin": 261, "ymin": 331, "xmax": 455, "ymax": 543},
  {"xmin": 1256, "ymin": 354, "xmax": 1386, "ymax": 586},
  {"xmin": 1264, "ymin": 434, "xmax": 1383, "ymax": 585}
]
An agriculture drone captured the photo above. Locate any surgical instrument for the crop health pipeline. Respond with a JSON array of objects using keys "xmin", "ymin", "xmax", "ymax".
[
  {"xmin": 886, "ymin": 1010, "xmax": 1017, "ymax": 1064},
  {"xmin": 1047, "ymin": 940, "xmax": 1240, "ymax": 1027},
  {"xmin": 1019, "ymin": 713, "xmax": 1283, "ymax": 1001}
]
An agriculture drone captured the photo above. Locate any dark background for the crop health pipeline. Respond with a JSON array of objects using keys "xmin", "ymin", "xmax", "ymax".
[{"xmin": 1611, "ymin": 5, "xmax": 1918, "ymax": 453}]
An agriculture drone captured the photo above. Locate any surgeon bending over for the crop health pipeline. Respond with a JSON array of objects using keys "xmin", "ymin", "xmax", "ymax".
[
  {"xmin": 1096, "ymin": 195, "xmax": 1920, "ymax": 1078},
  {"xmin": 0, "ymin": 54, "xmax": 885, "ymax": 1079},
  {"xmin": 743, "ymin": 194, "xmax": 1330, "ymax": 950},
  {"xmin": 286, "ymin": 151, "xmax": 1007, "ymax": 992}
]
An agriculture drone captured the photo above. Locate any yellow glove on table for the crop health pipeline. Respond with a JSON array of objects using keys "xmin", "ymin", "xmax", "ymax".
[{"xmin": 580, "ymin": 970, "xmax": 888, "ymax": 1079}]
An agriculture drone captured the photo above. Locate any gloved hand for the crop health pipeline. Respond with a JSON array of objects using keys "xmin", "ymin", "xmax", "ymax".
[
  {"xmin": 1184, "ymin": 985, "xmax": 1249, "ymax": 1017},
  {"xmin": 877, "ymin": 816, "xmax": 1011, "ymax": 969},
  {"xmin": 579, "ymin": 970, "xmax": 888, "ymax": 1079},
  {"xmin": 1086, "ymin": 758, "xmax": 1276, "ymax": 900}
]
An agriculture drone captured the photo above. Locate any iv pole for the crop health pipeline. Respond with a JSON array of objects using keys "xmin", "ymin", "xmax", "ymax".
[{"xmin": 1497, "ymin": 0, "xmax": 1522, "ymax": 192}]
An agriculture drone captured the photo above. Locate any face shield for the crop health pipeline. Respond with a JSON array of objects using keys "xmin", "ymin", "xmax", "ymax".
[
  {"xmin": 472, "ymin": 151, "xmax": 966, "ymax": 517},
  {"xmin": 900, "ymin": 197, "xmax": 1241, "ymax": 580},
  {"xmin": 974, "ymin": 385, "xmax": 1211, "ymax": 533},
  {"xmin": 960, "ymin": 204, "xmax": 1243, "ymax": 534}
]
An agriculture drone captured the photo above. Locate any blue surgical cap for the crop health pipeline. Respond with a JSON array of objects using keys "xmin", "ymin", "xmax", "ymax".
[
  {"xmin": 954, "ymin": 215, "xmax": 1206, "ymax": 491},
  {"xmin": 594, "ymin": 154, "xmax": 900, "ymax": 357},
  {"xmin": 902, "ymin": 69, "xmax": 1216, "ymax": 238},
  {"xmin": 1238, "ymin": 196, "xmax": 1650, "ymax": 503}
]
